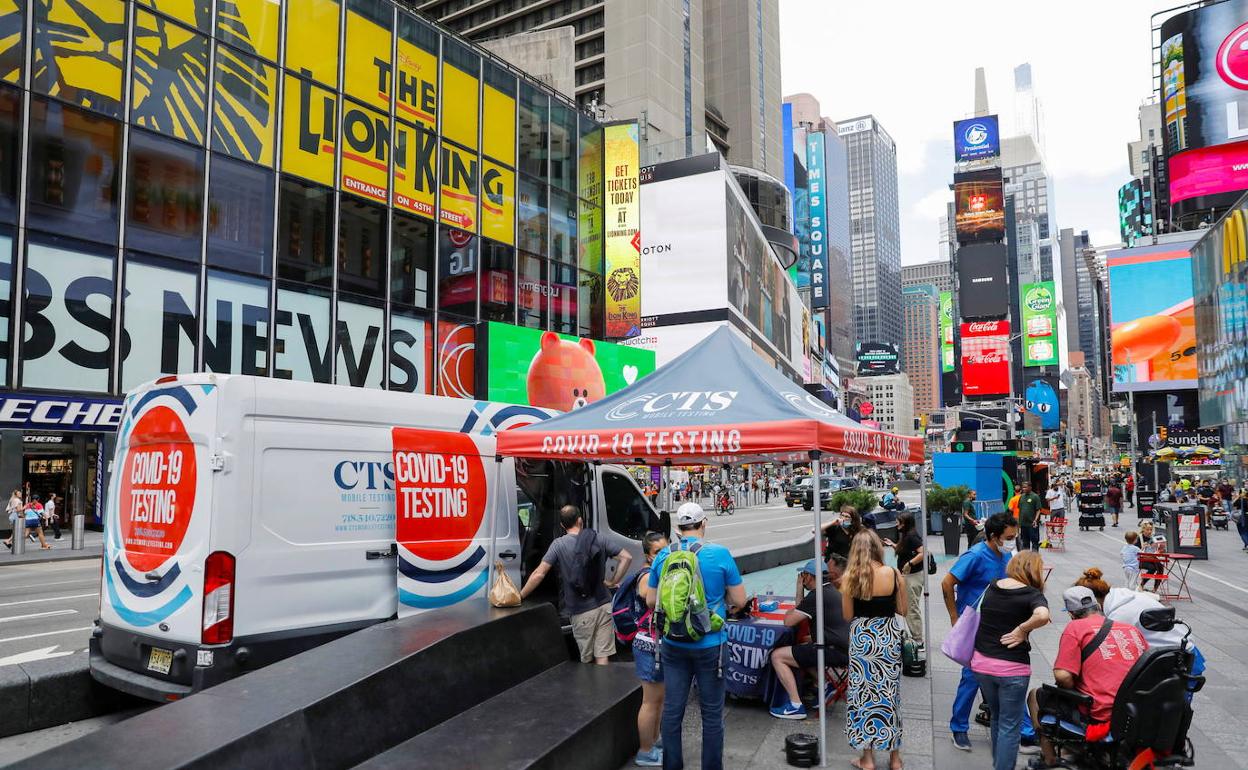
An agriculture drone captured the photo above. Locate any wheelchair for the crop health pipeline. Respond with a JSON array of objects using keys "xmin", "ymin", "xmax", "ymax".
[{"xmin": 1035, "ymin": 607, "xmax": 1205, "ymax": 770}]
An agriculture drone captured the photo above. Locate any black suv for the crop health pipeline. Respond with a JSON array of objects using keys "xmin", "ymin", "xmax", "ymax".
[{"xmin": 802, "ymin": 477, "xmax": 859, "ymax": 510}]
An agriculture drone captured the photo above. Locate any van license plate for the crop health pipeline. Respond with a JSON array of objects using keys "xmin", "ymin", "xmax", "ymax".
[{"xmin": 147, "ymin": 647, "xmax": 173, "ymax": 675}]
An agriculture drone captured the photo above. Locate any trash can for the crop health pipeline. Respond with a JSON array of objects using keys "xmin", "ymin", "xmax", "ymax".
[
  {"xmin": 942, "ymin": 511, "xmax": 962, "ymax": 556},
  {"xmin": 868, "ymin": 508, "xmax": 899, "ymax": 546},
  {"xmin": 1154, "ymin": 503, "xmax": 1208, "ymax": 560}
]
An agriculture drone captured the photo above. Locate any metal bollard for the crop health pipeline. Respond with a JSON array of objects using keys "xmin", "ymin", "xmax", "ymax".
[
  {"xmin": 12, "ymin": 515, "xmax": 25, "ymax": 555},
  {"xmin": 72, "ymin": 514, "xmax": 85, "ymax": 550}
]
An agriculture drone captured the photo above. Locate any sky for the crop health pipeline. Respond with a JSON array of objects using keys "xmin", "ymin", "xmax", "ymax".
[{"xmin": 778, "ymin": 0, "xmax": 1182, "ymax": 264}]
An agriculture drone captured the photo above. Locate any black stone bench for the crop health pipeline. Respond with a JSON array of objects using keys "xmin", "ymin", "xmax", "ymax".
[
  {"xmin": 355, "ymin": 661, "xmax": 641, "ymax": 770},
  {"xmin": 11, "ymin": 603, "xmax": 569, "ymax": 770}
]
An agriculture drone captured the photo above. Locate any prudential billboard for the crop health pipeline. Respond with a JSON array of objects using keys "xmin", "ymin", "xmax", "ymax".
[
  {"xmin": 806, "ymin": 132, "xmax": 830, "ymax": 310},
  {"xmin": 953, "ymin": 115, "xmax": 1000, "ymax": 162}
]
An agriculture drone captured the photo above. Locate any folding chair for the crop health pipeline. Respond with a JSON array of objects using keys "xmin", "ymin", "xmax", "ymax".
[
  {"xmin": 822, "ymin": 665, "xmax": 849, "ymax": 709},
  {"xmin": 1046, "ymin": 517, "xmax": 1067, "ymax": 551}
]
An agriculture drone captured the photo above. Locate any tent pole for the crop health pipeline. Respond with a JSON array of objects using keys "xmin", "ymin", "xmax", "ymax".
[
  {"xmin": 664, "ymin": 460, "xmax": 672, "ymax": 514},
  {"xmin": 810, "ymin": 449, "xmax": 826, "ymax": 768},
  {"xmin": 919, "ymin": 468, "xmax": 931, "ymax": 679}
]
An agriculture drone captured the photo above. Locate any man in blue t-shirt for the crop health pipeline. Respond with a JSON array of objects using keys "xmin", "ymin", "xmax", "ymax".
[
  {"xmin": 940, "ymin": 512, "xmax": 1035, "ymax": 753},
  {"xmin": 647, "ymin": 502, "xmax": 745, "ymax": 770}
]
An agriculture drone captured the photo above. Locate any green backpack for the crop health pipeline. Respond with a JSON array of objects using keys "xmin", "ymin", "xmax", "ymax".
[{"xmin": 655, "ymin": 540, "xmax": 723, "ymax": 643}]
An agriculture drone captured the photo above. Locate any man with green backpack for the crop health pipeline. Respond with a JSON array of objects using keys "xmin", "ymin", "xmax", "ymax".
[{"xmin": 646, "ymin": 502, "xmax": 746, "ymax": 770}]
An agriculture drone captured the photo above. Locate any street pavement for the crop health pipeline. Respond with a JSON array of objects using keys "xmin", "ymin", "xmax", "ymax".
[
  {"xmin": 0, "ymin": 499, "xmax": 816, "ymax": 671},
  {"xmin": 651, "ymin": 490, "xmax": 1248, "ymax": 770}
]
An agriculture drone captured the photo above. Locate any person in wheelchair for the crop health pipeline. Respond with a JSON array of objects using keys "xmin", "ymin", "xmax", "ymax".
[{"xmin": 1025, "ymin": 587, "xmax": 1148, "ymax": 769}]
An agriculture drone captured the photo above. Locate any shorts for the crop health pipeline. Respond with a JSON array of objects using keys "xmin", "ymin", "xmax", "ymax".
[
  {"xmin": 570, "ymin": 604, "xmax": 616, "ymax": 662},
  {"xmin": 24, "ymin": 519, "xmax": 39, "ymax": 529},
  {"xmin": 633, "ymin": 634, "xmax": 663, "ymax": 683},
  {"xmin": 792, "ymin": 642, "xmax": 848, "ymax": 669}
]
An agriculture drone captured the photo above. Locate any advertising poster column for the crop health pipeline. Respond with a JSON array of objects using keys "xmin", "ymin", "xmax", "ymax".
[
  {"xmin": 604, "ymin": 122, "xmax": 641, "ymax": 339},
  {"xmin": 1020, "ymin": 281, "xmax": 1059, "ymax": 367},
  {"xmin": 939, "ymin": 291, "xmax": 955, "ymax": 373}
]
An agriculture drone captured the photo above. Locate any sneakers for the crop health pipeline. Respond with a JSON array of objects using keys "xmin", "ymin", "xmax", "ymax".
[
  {"xmin": 770, "ymin": 701, "xmax": 808, "ymax": 720},
  {"xmin": 1026, "ymin": 757, "xmax": 1068, "ymax": 769},
  {"xmin": 951, "ymin": 732, "xmax": 972, "ymax": 751},
  {"xmin": 634, "ymin": 746, "xmax": 663, "ymax": 766},
  {"xmin": 1019, "ymin": 736, "xmax": 1041, "ymax": 755}
]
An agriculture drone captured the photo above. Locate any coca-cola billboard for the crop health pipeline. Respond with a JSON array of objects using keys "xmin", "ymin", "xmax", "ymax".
[{"xmin": 960, "ymin": 320, "xmax": 1011, "ymax": 397}]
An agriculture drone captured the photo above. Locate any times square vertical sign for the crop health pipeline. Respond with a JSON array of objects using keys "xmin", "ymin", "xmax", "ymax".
[{"xmin": 806, "ymin": 133, "xmax": 829, "ymax": 311}]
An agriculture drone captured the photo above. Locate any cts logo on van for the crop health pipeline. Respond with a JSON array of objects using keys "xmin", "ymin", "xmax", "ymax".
[
  {"xmin": 604, "ymin": 391, "xmax": 737, "ymax": 421},
  {"xmin": 333, "ymin": 461, "xmax": 395, "ymax": 491},
  {"xmin": 117, "ymin": 406, "xmax": 198, "ymax": 573}
]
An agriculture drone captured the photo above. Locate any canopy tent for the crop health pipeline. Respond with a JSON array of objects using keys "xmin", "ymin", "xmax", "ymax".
[
  {"xmin": 496, "ymin": 326, "xmax": 924, "ymax": 466},
  {"xmin": 496, "ymin": 326, "xmax": 927, "ymax": 768}
]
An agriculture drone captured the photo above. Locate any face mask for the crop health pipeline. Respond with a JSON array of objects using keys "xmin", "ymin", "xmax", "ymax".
[
  {"xmin": 1001, "ymin": 538, "xmax": 1017, "ymax": 553},
  {"xmin": 841, "ymin": 520, "xmax": 853, "ymax": 530}
]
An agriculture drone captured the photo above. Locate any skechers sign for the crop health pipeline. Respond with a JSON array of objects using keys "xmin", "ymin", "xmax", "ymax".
[
  {"xmin": 0, "ymin": 393, "xmax": 124, "ymax": 431},
  {"xmin": 953, "ymin": 115, "xmax": 999, "ymax": 162}
]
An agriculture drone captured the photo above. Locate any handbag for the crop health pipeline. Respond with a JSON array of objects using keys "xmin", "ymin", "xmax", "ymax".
[
  {"xmin": 487, "ymin": 560, "xmax": 522, "ymax": 607},
  {"xmin": 940, "ymin": 588, "xmax": 987, "ymax": 668},
  {"xmin": 927, "ymin": 554, "xmax": 937, "ymax": 575}
]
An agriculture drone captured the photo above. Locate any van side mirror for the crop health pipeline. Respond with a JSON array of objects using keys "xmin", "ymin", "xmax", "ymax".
[
  {"xmin": 1139, "ymin": 606, "xmax": 1176, "ymax": 632},
  {"xmin": 657, "ymin": 510, "xmax": 671, "ymax": 540}
]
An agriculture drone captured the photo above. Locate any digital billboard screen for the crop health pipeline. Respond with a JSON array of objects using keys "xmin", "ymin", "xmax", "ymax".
[
  {"xmin": 954, "ymin": 168, "xmax": 1005, "ymax": 243},
  {"xmin": 1118, "ymin": 179, "xmax": 1146, "ymax": 246},
  {"xmin": 1107, "ymin": 240, "xmax": 1200, "ymax": 393},
  {"xmin": 1193, "ymin": 204, "xmax": 1248, "ymax": 426},
  {"xmin": 953, "ymin": 115, "xmax": 1000, "ymax": 162},
  {"xmin": 939, "ymin": 291, "xmax": 955, "ymax": 373},
  {"xmin": 1160, "ymin": 1, "xmax": 1248, "ymax": 213},
  {"xmin": 1020, "ymin": 281, "xmax": 1059, "ymax": 367},
  {"xmin": 960, "ymin": 320, "xmax": 1010, "ymax": 398},
  {"xmin": 856, "ymin": 341, "xmax": 900, "ymax": 375},
  {"xmin": 478, "ymin": 322, "xmax": 656, "ymax": 410},
  {"xmin": 956, "ymin": 242, "xmax": 1009, "ymax": 319}
]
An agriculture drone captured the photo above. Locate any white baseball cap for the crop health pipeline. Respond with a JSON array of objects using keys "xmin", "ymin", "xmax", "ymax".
[{"xmin": 675, "ymin": 502, "xmax": 707, "ymax": 526}]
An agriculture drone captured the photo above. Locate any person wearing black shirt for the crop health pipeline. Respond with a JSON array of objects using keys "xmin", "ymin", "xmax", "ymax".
[
  {"xmin": 885, "ymin": 512, "xmax": 926, "ymax": 648},
  {"xmin": 970, "ymin": 551, "xmax": 1051, "ymax": 770},
  {"xmin": 768, "ymin": 560, "xmax": 850, "ymax": 719},
  {"xmin": 962, "ymin": 489, "xmax": 981, "ymax": 550}
]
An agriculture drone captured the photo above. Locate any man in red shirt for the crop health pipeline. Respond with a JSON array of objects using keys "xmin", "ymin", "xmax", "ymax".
[{"xmin": 1026, "ymin": 586, "xmax": 1148, "ymax": 769}]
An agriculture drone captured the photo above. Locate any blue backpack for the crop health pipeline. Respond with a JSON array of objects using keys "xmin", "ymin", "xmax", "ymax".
[{"xmin": 611, "ymin": 570, "xmax": 651, "ymax": 643}]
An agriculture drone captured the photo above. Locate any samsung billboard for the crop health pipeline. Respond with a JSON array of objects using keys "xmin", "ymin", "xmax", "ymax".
[
  {"xmin": 1161, "ymin": 1, "xmax": 1248, "ymax": 216},
  {"xmin": 956, "ymin": 242, "xmax": 1010, "ymax": 320}
]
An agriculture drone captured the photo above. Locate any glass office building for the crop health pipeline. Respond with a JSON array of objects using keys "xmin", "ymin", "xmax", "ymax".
[{"xmin": 0, "ymin": 0, "xmax": 607, "ymax": 522}]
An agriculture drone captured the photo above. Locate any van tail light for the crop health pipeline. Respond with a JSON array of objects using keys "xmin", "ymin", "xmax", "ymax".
[{"xmin": 202, "ymin": 551, "xmax": 235, "ymax": 645}]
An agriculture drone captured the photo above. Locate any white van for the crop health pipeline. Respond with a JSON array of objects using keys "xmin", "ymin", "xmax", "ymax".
[{"xmin": 90, "ymin": 374, "xmax": 666, "ymax": 702}]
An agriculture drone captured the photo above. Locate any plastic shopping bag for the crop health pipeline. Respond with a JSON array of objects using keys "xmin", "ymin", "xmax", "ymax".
[{"xmin": 488, "ymin": 560, "xmax": 522, "ymax": 607}]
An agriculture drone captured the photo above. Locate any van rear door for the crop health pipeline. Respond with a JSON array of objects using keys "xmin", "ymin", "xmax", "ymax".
[
  {"xmin": 391, "ymin": 428, "xmax": 520, "ymax": 617},
  {"xmin": 99, "ymin": 381, "xmax": 216, "ymax": 672}
]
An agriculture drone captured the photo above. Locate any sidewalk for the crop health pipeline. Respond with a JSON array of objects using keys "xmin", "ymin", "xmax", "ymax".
[{"xmin": 0, "ymin": 529, "xmax": 104, "ymax": 566}]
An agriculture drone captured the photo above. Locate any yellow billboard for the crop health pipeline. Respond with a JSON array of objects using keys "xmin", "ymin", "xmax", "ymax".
[
  {"xmin": 603, "ymin": 122, "xmax": 641, "ymax": 339},
  {"xmin": 393, "ymin": 120, "xmax": 436, "ymax": 218},
  {"xmin": 483, "ymin": 84, "xmax": 515, "ymax": 164},
  {"xmin": 395, "ymin": 29, "xmax": 437, "ymax": 129},
  {"xmin": 0, "ymin": 0, "xmax": 21, "ymax": 83},
  {"xmin": 344, "ymin": 3, "xmax": 391, "ymax": 112},
  {"xmin": 32, "ymin": 0, "xmax": 125, "ymax": 116},
  {"xmin": 285, "ymin": 0, "xmax": 339, "ymax": 86},
  {"xmin": 441, "ymin": 62, "xmax": 478, "ymax": 150},
  {"xmin": 439, "ymin": 142, "xmax": 478, "ymax": 231},
  {"xmin": 216, "ymin": 0, "xmax": 279, "ymax": 61},
  {"xmin": 132, "ymin": 9, "xmax": 208, "ymax": 144},
  {"xmin": 481, "ymin": 160, "xmax": 514, "ymax": 245},
  {"xmin": 282, "ymin": 73, "xmax": 336, "ymax": 186},
  {"xmin": 212, "ymin": 48, "xmax": 277, "ymax": 167},
  {"xmin": 340, "ymin": 102, "xmax": 390, "ymax": 203}
]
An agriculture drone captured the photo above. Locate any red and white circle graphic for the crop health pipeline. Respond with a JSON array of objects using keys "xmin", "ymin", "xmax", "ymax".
[
  {"xmin": 393, "ymin": 431, "xmax": 487, "ymax": 561},
  {"xmin": 118, "ymin": 406, "xmax": 198, "ymax": 573},
  {"xmin": 1217, "ymin": 21, "xmax": 1248, "ymax": 90}
]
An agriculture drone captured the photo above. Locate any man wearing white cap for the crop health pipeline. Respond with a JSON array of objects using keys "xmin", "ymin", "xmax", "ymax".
[{"xmin": 646, "ymin": 502, "xmax": 746, "ymax": 770}]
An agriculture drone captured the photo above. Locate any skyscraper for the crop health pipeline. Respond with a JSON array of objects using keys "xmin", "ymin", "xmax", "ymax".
[
  {"xmin": 902, "ymin": 259, "xmax": 954, "ymax": 293},
  {"xmin": 418, "ymin": 0, "xmax": 783, "ymax": 177},
  {"xmin": 902, "ymin": 285, "xmax": 940, "ymax": 421},
  {"xmin": 836, "ymin": 115, "xmax": 902, "ymax": 348}
]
